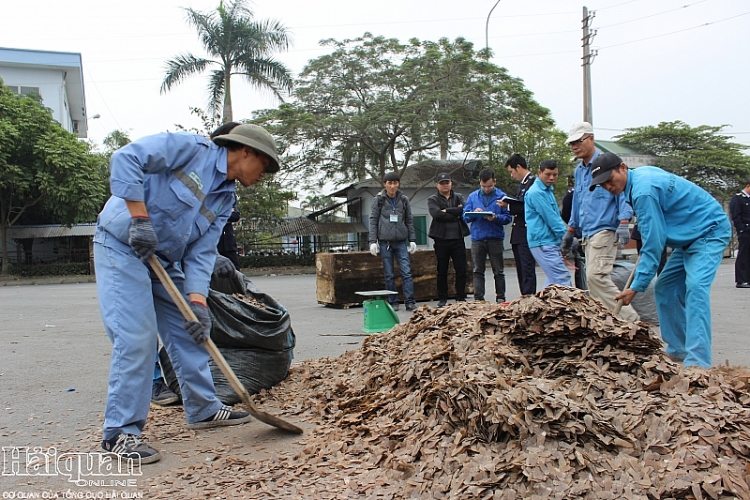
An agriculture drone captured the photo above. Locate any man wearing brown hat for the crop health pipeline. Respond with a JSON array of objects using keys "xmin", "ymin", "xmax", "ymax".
[
  {"xmin": 562, "ymin": 122, "xmax": 638, "ymax": 321},
  {"xmin": 589, "ymin": 153, "xmax": 730, "ymax": 368},
  {"xmin": 94, "ymin": 123, "xmax": 280, "ymax": 463},
  {"xmin": 427, "ymin": 172, "xmax": 470, "ymax": 307}
]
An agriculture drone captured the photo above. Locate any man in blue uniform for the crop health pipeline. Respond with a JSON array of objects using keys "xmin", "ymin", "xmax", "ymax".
[
  {"xmin": 498, "ymin": 154, "xmax": 537, "ymax": 295},
  {"xmin": 730, "ymin": 180, "xmax": 750, "ymax": 288},
  {"xmin": 589, "ymin": 153, "xmax": 731, "ymax": 368},
  {"xmin": 463, "ymin": 169, "xmax": 512, "ymax": 303},
  {"xmin": 563, "ymin": 122, "xmax": 638, "ymax": 321},
  {"xmin": 524, "ymin": 160, "xmax": 572, "ymax": 288},
  {"xmin": 95, "ymin": 124, "xmax": 280, "ymax": 463}
]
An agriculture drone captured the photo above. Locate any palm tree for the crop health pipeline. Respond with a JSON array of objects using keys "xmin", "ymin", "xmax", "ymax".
[{"xmin": 161, "ymin": 0, "xmax": 293, "ymax": 123}]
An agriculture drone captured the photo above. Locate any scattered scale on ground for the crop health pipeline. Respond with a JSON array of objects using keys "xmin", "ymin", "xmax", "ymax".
[{"xmin": 142, "ymin": 286, "xmax": 750, "ymax": 499}]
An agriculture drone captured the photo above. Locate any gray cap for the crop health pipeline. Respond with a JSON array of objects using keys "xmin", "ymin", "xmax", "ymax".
[
  {"xmin": 436, "ymin": 172, "xmax": 451, "ymax": 183},
  {"xmin": 212, "ymin": 124, "xmax": 280, "ymax": 173}
]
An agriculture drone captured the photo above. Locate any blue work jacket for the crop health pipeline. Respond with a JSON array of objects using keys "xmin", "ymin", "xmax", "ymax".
[
  {"xmin": 462, "ymin": 187, "xmax": 512, "ymax": 241},
  {"xmin": 627, "ymin": 166, "xmax": 729, "ymax": 292},
  {"xmin": 525, "ymin": 177, "xmax": 567, "ymax": 248},
  {"xmin": 569, "ymin": 150, "xmax": 633, "ymax": 237},
  {"xmin": 95, "ymin": 132, "xmax": 235, "ymax": 296}
]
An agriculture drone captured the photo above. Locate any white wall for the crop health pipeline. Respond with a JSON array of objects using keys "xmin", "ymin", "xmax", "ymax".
[{"xmin": 0, "ymin": 66, "xmax": 72, "ymax": 133}]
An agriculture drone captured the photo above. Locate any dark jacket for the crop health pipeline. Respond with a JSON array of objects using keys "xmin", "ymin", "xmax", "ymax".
[
  {"xmin": 508, "ymin": 173, "xmax": 535, "ymax": 245},
  {"xmin": 730, "ymin": 191, "xmax": 750, "ymax": 236},
  {"xmin": 427, "ymin": 190, "xmax": 470, "ymax": 240},
  {"xmin": 217, "ymin": 206, "xmax": 240, "ymax": 254},
  {"xmin": 369, "ymin": 189, "xmax": 416, "ymax": 243}
]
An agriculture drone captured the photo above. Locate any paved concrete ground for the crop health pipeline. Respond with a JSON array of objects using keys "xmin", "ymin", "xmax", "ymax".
[{"xmin": 0, "ymin": 260, "xmax": 748, "ymax": 495}]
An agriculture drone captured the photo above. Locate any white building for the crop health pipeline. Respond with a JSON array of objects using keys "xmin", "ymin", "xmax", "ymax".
[{"xmin": 0, "ymin": 47, "xmax": 89, "ymax": 138}]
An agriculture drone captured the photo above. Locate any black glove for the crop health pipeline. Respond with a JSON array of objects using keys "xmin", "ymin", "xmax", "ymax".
[
  {"xmin": 128, "ymin": 217, "xmax": 158, "ymax": 262},
  {"xmin": 213, "ymin": 255, "xmax": 236, "ymax": 277},
  {"xmin": 560, "ymin": 230, "xmax": 575, "ymax": 254},
  {"xmin": 184, "ymin": 301, "xmax": 211, "ymax": 344}
]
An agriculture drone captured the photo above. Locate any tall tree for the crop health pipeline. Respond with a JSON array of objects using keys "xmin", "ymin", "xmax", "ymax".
[
  {"xmin": 252, "ymin": 34, "xmax": 570, "ymax": 189},
  {"xmin": 615, "ymin": 121, "xmax": 750, "ymax": 204},
  {"xmin": 0, "ymin": 81, "xmax": 108, "ymax": 274},
  {"xmin": 161, "ymin": 0, "xmax": 293, "ymax": 123}
]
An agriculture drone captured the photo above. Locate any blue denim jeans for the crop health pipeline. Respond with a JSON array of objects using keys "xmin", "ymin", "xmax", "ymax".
[
  {"xmin": 379, "ymin": 241, "xmax": 415, "ymax": 306},
  {"xmin": 471, "ymin": 238, "xmax": 506, "ymax": 302}
]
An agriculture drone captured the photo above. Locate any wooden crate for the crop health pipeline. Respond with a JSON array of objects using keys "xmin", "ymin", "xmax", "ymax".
[{"xmin": 316, "ymin": 250, "xmax": 473, "ymax": 307}]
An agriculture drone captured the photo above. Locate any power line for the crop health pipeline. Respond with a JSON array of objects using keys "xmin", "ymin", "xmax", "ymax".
[
  {"xmin": 600, "ymin": 10, "xmax": 750, "ymax": 50},
  {"xmin": 597, "ymin": 0, "xmax": 711, "ymax": 29},
  {"xmin": 597, "ymin": 0, "xmax": 642, "ymax": 11}
]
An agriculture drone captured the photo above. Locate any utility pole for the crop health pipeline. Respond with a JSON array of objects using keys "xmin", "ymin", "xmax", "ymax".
[
  {"xmin": 582, "ymin": 6, "xmax": 597, "ymax": 124},
  {"xmin": 485, "ymin": 0, "xmax": 501, "ymax": 167}
]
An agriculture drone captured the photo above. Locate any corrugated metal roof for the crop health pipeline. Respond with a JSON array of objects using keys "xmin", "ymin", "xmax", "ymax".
[
  {"xmin": 272, "ymin": 218, "xmax": 367, "ymax": 237},
  {"xmin": 330, "ymin": 160, "xmax": 481, "ymax": 197},
  {"xmin": 595, "ymin": 140, "xmax": 642, "ymax": 155},
  {"xmin": 6, "ymin": 224, "xmax": 96, "ymax": 239}
]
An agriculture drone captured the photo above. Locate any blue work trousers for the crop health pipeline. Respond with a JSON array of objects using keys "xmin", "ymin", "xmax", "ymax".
[
  {"xmin": 379, "ymin": 241, "xmax": 415, "ymax": 306},
  {"xmin": 95, "ymin": 232, "xmax": 222, "ymax": 440},
  {"xmin": 530, "ymin": 245, "xmax": 572, "ymax": 289},
  {"xmin": 654, "ymin": 219, "xmax": 730, "ymax": 368},
  {"xmin": 471, "ymin": 239, "xmax": 506, "ymax": 302}
]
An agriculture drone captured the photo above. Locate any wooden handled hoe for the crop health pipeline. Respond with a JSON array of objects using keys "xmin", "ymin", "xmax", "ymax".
[{"xmin": 149, "ymin": 255, "xmax": 303, "ymax": 434}]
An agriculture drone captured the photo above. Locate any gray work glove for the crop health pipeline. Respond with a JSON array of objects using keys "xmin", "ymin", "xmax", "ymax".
[
  {"xmin": 560, "ymin": 230, "xmax": 575, "ymax": 254},
  {"xmin": 213, "ymin": 254, "xmax": 236, "ymax": 277},
  {"xmin": 616, "ymin": 222, "xmax": 631, "ymax": 246},
  {"xmin": 128, "ymin": 217, "xmax": 158, "ymax": 262},
  {"xmin": 184, "ymin": 301, "xmax": 211, "ymax": 344},
  {"xmin": 370, "ymin": 243, "xmax": 379, "ymax": 256}
]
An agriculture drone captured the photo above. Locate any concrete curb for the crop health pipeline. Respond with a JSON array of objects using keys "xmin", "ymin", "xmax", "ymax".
[{"xmin": 0, "ymin": 266, "xmax": 317, "ymax": 286}]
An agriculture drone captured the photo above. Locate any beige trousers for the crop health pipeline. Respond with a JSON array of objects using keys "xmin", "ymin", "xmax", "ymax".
[{"xmin": 582, "ymin": 230, "xmax": 640, "ymax": 322}]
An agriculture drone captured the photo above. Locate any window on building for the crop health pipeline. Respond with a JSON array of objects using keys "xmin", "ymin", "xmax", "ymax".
[
  {"xmin": 20, "ymin": 86, "xmax": 40, "ymax": 95},
  {"xmin": 4, "ymin": 85, "xmax": 19, "ymax": 93},
  {"xmin": 413, "ymin": 216, "xmax": 427, "ymax": 245}
]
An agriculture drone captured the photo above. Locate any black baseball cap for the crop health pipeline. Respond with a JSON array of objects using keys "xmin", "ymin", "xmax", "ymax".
[
  {"xmin": 589, "ymin": 153, "xmax": 623, "ymax": 191},
  {"xmin": 436, "ymin": 172, "xmax": 451, "ymax": 183}
]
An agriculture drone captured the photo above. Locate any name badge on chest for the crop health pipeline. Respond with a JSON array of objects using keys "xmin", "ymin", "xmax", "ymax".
[{"xmin": 390, "ymin": 213, "xmax": 399, "ymax": 223}]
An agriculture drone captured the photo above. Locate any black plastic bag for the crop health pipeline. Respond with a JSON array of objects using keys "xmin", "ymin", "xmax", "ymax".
[{"xmin": 159, "ymin": 270, "xmax": 295, "ymax": 405}]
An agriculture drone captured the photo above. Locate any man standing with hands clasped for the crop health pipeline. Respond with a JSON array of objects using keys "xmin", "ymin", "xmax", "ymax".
[
  {"xmin": 562, "ymin": 122, "xmax": 638, "ymax": 321},
  {"xmin": 94, "ymin": 124, "xmax": 281, "ymax": 463},
  {"xmin": 369, "ymin": 171, "xmax": 418, "ymax": 311},
  {"xmin": 524, "ymin": 160, "xmax": 572, "ymax": 288},
  {"xmin": 589, "ymin": 153, "xmax": 730, "ymax": 368},
  {"xmin": 428, "ymin": 172, "xmax": 470, "ymax": 307},
  {"xmin": 463, "ymin": 169, "xmax": 512, "ymax": 303}
]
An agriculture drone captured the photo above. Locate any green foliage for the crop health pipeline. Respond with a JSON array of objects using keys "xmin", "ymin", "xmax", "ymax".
[
  {"xmin": 8, "ymin": 262, "xmax": 89, "ymax": 277},
  {"xmin": 253, "ymin": 34, "xmax": 569, "ymax": 190},
  {"xmin": 0, "ymin": 79, "xmax": 108, "ymax": 274},
  {"xmin": 161, "ymin": 0, "xmax": 293, "ymax": 123},
  {"xmin": 615, "ymin": 121, "xmax": 750, "ymax": 203},
  {"xmin": 238, "ymin": 252, "xmax": 314, "ymax": 269},
  {"xmin": 234, "ymin": 177, "xmax": 296, "ymax": 247}
]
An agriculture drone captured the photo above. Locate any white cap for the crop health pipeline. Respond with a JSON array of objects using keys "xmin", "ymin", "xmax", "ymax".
[{"xmin": 566, "ymin": 122, "xmax": 594, "ymax": 144}]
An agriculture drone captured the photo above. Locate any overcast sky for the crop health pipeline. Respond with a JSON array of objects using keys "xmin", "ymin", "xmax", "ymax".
[{"xmin": 3, "ymin": 0, "xmax": 749, "ymax": 152}]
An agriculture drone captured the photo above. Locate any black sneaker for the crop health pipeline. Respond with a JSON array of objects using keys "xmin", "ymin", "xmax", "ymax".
[
  {"xmin": 405, "ymin": 303, "xmax": 416, "ymax": 311},
  {"xmin": 188, "ymin": 405, "xmax": 252, "ymax": 430},
  {"xmin": 390, "ymin": 303, "xmax": 400, "ymax": 311},
  {"xmin": 737, "ymin": 282, "xmax": 750, "ymax": 288},
  {"xmin": 102, "ymin": 433, "xmax": 161, "ymax": 464},
  {"xmin": 437, "ymin": 300, "xmax": 447, "ymax": 307},
  {"xmin": 151, "ymin": 379, "xmax": 179, "ymax": 406}
]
